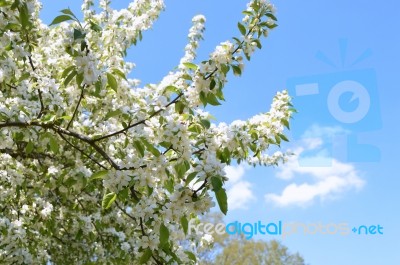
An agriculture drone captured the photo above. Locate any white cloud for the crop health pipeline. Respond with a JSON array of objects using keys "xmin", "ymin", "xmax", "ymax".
[
  {"xmin": 224, "ymin": 165, "xmax": 255, "ymax": 210},
  {"xmin": 227, "ymin": 181, "xmax": 255, "ymax": 210},
  {"xmin": 266, "ymin": 125, "xmax": 365, "ymax": 207},
  {"xmin": 300, "ymin": 124, "xmax": 349, "ymax": 150},
  {"xmin": 224, "ymin": 164, "xmax": 245, "ymax": 183},
  {"xmin": 301, "ymin": 124, "xmax": 349, "ymax": 139}
]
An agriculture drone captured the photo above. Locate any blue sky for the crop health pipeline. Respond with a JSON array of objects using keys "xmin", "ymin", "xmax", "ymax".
[{"xmin": 40, "ymin": 1, "xmax": 400, "ymax": 264}]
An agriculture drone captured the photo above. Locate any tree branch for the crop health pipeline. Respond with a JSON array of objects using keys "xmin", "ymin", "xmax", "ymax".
[
  {"xmin": 93, "ymin": 93, "xmax": 183, "ymax": 142},
  {"xmin": 0, "ymin": 121, "xmax": 118, "ymax": 169},
  {"xmin": 138, "ymin": 217, "xmax": 162, "ymax": 265},
  {"xmin": 27, "ymin": 54, "xmax": 46, "ymax": 119},
  {"xmin": 67, "ymin": 85, "xmax": 85, "ymax": 130},
  {"xmin": 57, "ymin": 132, "xmax": 107, "ymax": 170},
  {"xmin": 192, "ymin": 179, "xmax": 207, "ymax": 198},
  {"xmin": 0, "ymin": 148, "xmax": 53, "ymax": 160},
  {"xmin": 115, "ymin": 201, "xmax": 137, "ymax": 222}
]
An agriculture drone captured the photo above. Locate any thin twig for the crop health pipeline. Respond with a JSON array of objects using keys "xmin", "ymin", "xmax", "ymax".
[
  {"xmin": 93, "ymin": 93, "xmax": 183, "ymax": 142},
  {"xmin": 27, "ymin": 55, "xmax": 46, "ymax": 118},
  {"xmin": 67, "ymin": 86, "xmax": 85, "ymax": 130},
  {"xmin": 115, "ymin": 201, "xmax": 136, "ymax": 222},
  {"xmin": 0, "ymin": 121, "xmax": 117, "ymax": 169},
  {"xmin": 57, "ymin": 132, "xmax": 107, "ymax": 170},
  {"xmin": 192, "ymin": 179, "xmax": 207, "ymax": 198}
]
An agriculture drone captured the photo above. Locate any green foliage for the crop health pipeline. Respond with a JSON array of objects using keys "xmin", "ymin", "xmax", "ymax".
[
  {"xmin": 213, "ymin": 238, "xmax": 305, "ymax": 265},
  {"xmin": 102, "ymin": 192, "xmax": 117, "ymax": 209},
  {"xmin": 107, "ymin": 73, "xmax": 118, "ymax": 92}
]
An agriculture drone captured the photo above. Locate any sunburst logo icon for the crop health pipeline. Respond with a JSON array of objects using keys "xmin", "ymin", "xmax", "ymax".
[{"xmin": 286, "ymin": 39, "xmax": 381, "ymax": 163}]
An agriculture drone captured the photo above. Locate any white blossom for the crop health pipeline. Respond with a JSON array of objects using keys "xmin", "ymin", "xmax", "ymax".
[{"xmin": 0, "ymin": 0, "xmax": 288, "ymax": 263}]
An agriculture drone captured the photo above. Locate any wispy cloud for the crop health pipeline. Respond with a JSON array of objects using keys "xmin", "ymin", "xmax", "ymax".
[
  {"xmin": 266, "ymin": 125, "xmax": 365, "ymax": 207},
  {"xmin": 224, "ymin": 165, "xmax": 256, "ymax": 210}
]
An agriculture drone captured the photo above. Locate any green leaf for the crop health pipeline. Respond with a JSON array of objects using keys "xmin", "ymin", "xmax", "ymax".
[
  {"xmin": 49, "ymin": 136, "xmax": 59, "ymax": 154},
  {"xmin": 174, "ymin": 161, "xmax": 190, "ymax": 179},
  {"xmin": 206, "ymin": 93, "xmax": 221, "ymax": 106},
  {"xmin": 244, "ymin": 51, "xmax": 251, "ymax": 61},
  {"xmin": 233, "ymin": 37, "xmax": 241, "ymax": 45},
  {"xmin": 105, "ymin": 109, "xmax": 122, "ymax": 120},
  {"xmin": 25, "ymin": 141, "xmax": 34, "ymax": 154},
  {"xmin": 90, "ymin": 21, "xmax": 102, "ymax": 32},
  {"xmin": 232, "ymin": 65, "xmax": 242, "ymax": 76},
  {"xmin": 215, "ymin": 188, "xmax": 228, "ymax": 215},
  {"xmin": 211, "ymin": 176, "xmax": 223, "ymax": 192},
  {"xmin": 62, "ymin": 66, "xmax": 76, "ymax": 79},
  {"xmin": 142, "ymin": 138, "xmax": 160, "ymax": 157},
  {"xmin": 73, "ymin": 28, "xmax": 85, "ymax": 40},
  {"xmin": 76, "ymin": 72, "xmax": 84, "ymax": 86},
  {"xmin": 242, "ymin": 10, "xmax": 253, "ymax": 16},
  {"xmin": 13, "ymin": 132, "xmax": 23, "ymax": 142},
  {"xmin": 94, "ymin": 80, "xmax": 102, "ymax": 97},
  {"xmin": 252, "ymin": 39, "xmax": 262, "ymax": 49},
  {"xmin": 185, "ymin": 251, "xmax": 197, "ymax": 262},
  {"xmin": 18, "ymin": 72, "xmax": 30, "ymax": 82},
  {"xmin": 220, "ymin": 63, "xmax": 230, "ymax": 75},
  {"xmin": 60, "ymin": 8, "xmax": 75, "ymax": 17},
  {"xmin": 180, "ymin": 216, "xmax": 188, "ymax": 235},
  {"xmin": 64, "ymin": 177, "xmax": 77, "ymax": 188},
  {"xmin": 185, "ymin": 172, "xmax": 198, "ymax": 185},
  {"xmin": 164, "ymin": 177, "xmax": 174, "ymax": 193},
  {"xmin": 147, "ymin": 186, "xmax": 154, "ymax": 196},
  {"xmin": 266, "ymin": 12, "xmax": 278, "ymax": 21},
  {"xmin": 133, "ymin": 140, "xmax": 145, "ymax": 158},
  {"xmin": 89, "ymin": 170, "xmax": 108, "ymax": 181},
  {"xmin": 238, "ymin": 22, "xmax": 246, "ymax": 35},
  {"xmin": 183, "ymin": 62, "xmax": 198, "ymax": 70},
  {"xmin": 182, "ymin": 73, "xmax": 192, "ymax": 81},
  {"xmin": 102, "ymin": 192, "xmax": 116, "ymax": 209},
  {"xmin": 188, "ymin": 124, "xmax": 202, "ymax": 134},
  {"xmin": 57, "ymin": 115, "xmax": 72, "ymax": 122},
  {"xmin": 107, "ymin": 73, "xmax": 118, "ymax": 92},
  {"xmin": 165, "ymin": 85, "xmax": 178, "ymax": 94},
  {"xmin": 159, "ymin": 223, "xmax": 170, "ymax": 247},
  {"xmin": 251, "ymin": 1, "xmax": 260, "ymax": 12},
  {"xmin": 200, "ymin": 119, "xmax": 210, "ymax": 129},
  {"xmin": 275, "ymin": 134, "xmax": 281, "ymax": 145},
  {"xmin": 279, "ymin": 133, "xmax": 289, "ymax": 142},
  {"xmin": 282, "ymin": 119, "xmax": 290, "ymax": 130},
  {"xmin": 80, "ymin": 40, "xmax": 87, "ymax": 51},
  {"xmin": 216, "ymin": 87, "xmax": 225, "ymax": 101},
  {"xmin": 119, "ymin": 187, "xmax": 130, "ymax": 201},
  {"xmin": 5, "ymin": 42, "xmax": 13, "ymax": 51},
  {"xmin": 159, "ymin": 141, "xmax": 171, "ymax": 149},
  {"xmin": 49, "ymin": 15, "xmax": 73, "ymax": 26},
  {"xmin": 210, "ymin": 79, "xmax": 216, "ymax": 90},
  {"xmin": 5, "ymin": 23, "xmax": 21, "ymax": 32},
  {"xmin": 139, "ymin": 248, "xmax": 152, "ymax": 264},
  {"xmin": 0, "ymin": 1, "xmax": 9, "ymax": 7},
  {"xmin": 18, "ymin": 3, "xmax": 30, "ymax": 29},
  {"xmin": 64, "ymin": 70, "xmax": 77, "ymax": 87},
  {"xmin": 10, "ymin": 0, "xmax": 19, "ymax": 10},
  {"xmin": 199, "ymin": 91, "xmax": 207, "ymax": 106},
  {"xmin": 175, "ymin": 101, "xmax": 185, "ymax": 114},
  {"xmin": 112, "ymin": 68, "xmax": 127, "ymax": 80}
]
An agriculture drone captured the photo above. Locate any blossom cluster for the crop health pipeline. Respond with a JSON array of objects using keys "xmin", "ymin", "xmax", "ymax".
[{"xmin": 0, "ymin": 0, "xmax": 293, "ymax": 264}]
